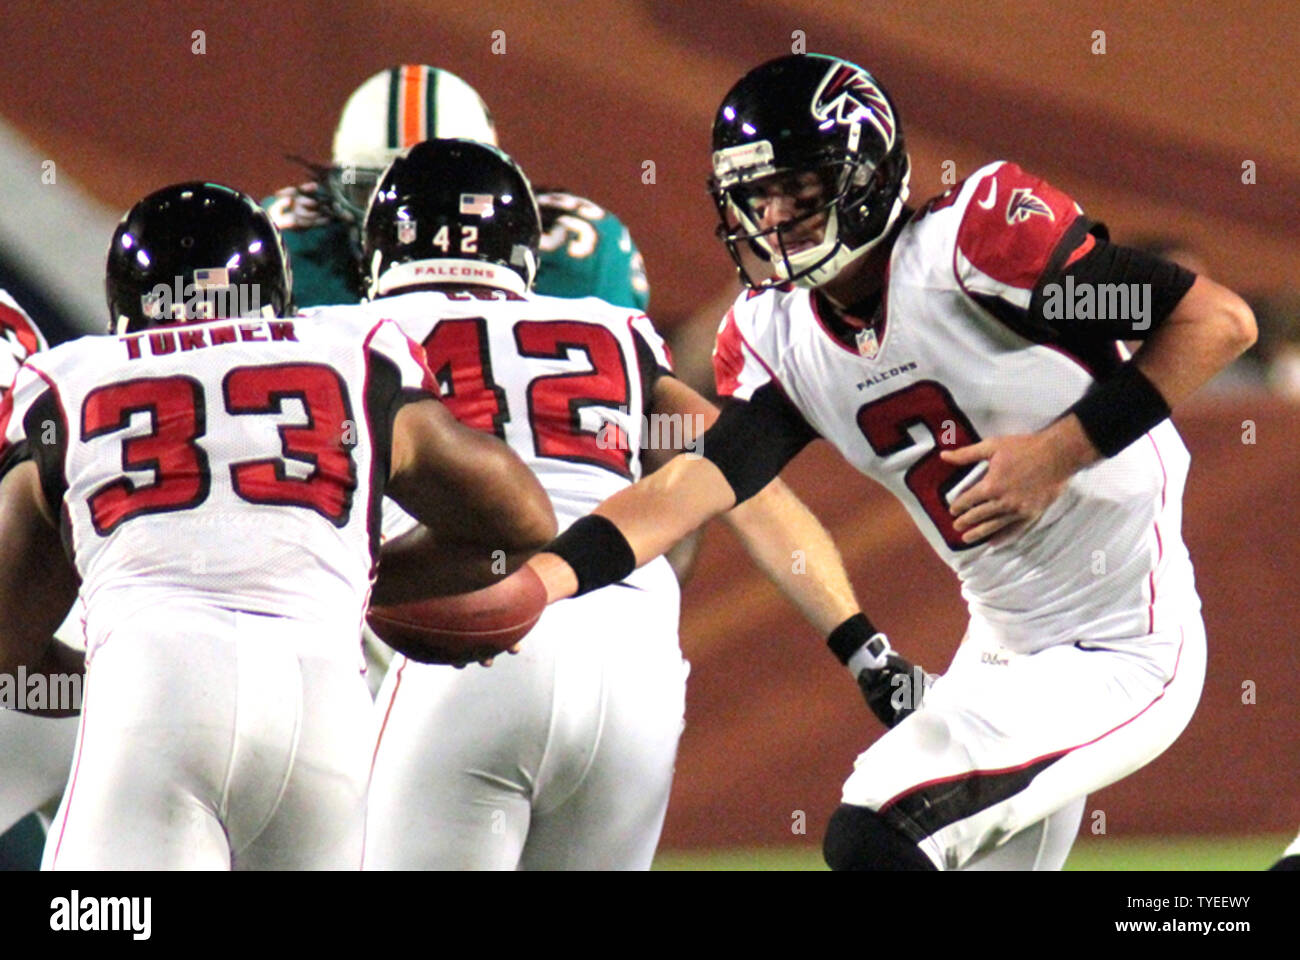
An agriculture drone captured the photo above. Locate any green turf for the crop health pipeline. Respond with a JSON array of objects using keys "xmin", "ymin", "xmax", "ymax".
[{"xmin": 652, "ymin": 834, "xmax": 1293, "ymax": 871}]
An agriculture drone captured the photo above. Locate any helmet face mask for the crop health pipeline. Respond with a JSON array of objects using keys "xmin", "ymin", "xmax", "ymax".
[
  {"xmin": 105, "ymin": 182, "xmax": 292, "ymax": 335},
  {"xmin": 363, "ymin": 139, "xmax": 541, "ymax": 299},
  {"xmin": 709, "ymin": 54, "xmax": 911, "ymax": 290},
  {"xmin": 325, "ymin": 166, "xmax": 384, "ymax": 225},
  {"xmin": 718, "ymin": 162, "xmax": 853, "ymax": 283}
]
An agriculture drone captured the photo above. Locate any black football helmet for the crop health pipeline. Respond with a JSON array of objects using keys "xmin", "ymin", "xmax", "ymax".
[
  {"xmin": 363, "ymin": 139, "xmax": 541, "ymax": 299},
  {"xmin": 709, "ymin": 53, "xmax": 911, "ymax": 290},
  {"xmin": 106, "ymin": 182, "xmax": 292, "ymax": 334}
]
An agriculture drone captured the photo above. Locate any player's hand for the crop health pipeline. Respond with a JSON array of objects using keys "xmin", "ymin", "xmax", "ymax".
[
  {"xmin": 856, "ymin": 653, "xmax": 932, "ymax": 728},
  {"xmin": 453, "ymin": 642, "xmax": 524, "ymax": 669},
  {"xmin": 266, "ymin": 182, "xmax": 328, "ymax": 231},
  {"xmin": 940, "ymin": 431, "xmax": 1075, "ymax": 545}
]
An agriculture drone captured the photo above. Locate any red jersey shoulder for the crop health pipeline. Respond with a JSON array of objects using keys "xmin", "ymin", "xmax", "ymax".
[
  {"xmin": 955, "ymin": 162, "xmax": 1084, "ymax": 291},
  {"xmin": 0, "ymin": 291, "xmax": 47, "ymax": 359}
]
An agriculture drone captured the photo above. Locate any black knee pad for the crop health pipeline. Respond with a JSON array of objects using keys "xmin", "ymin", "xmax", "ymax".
[{"xmin": 823, "ymin": 803, "xmax": 936, "ymax": 871}]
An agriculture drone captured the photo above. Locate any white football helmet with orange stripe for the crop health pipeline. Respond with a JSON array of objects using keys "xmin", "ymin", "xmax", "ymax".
[{"xmin": 328, "ymin": 65, "xmax": 498, "ymax": 222}]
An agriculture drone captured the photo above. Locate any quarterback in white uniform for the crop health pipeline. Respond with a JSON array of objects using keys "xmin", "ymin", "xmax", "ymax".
[
  {"xmin": 0, "ymin": 183, "xmax": 553, "ymax": 869},
  {"xmin": 516, "ymin": 54, "xmax": 1257, "ymax": 870}
]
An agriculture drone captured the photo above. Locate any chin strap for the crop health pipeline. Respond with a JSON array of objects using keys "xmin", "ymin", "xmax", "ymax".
[{"xmin": 794, "ymin": 189, "xmax": 911, "ymax": 289}]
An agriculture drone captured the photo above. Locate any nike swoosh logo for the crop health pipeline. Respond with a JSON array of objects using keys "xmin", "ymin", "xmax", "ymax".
[
  {"xmin": 1074, "ymin": 640, "xmax": 1122, "ymax": 653},
  {"xmin": 976, "ymin": 176, "xmax": 997, "ymax": 210}
]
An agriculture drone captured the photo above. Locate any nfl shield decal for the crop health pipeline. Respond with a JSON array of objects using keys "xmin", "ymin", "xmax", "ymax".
[{"xmin": 855, "ymin": 326, "xmax": 880, "ymax": 358}]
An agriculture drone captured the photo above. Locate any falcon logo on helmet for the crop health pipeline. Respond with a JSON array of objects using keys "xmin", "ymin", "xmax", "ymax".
[
  {"xmin": 810, "ymin": 63, "xmax": 897, "ymax": 148},
  {"xmin": 709, "ymin": 53, "xmax": 912, "ymax": 291}
]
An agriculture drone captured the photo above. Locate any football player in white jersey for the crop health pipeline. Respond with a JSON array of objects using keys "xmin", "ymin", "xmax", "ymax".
[
  {"xmin": 0, "ymin": 182, "xmax": 554, "ymax": 869},
  {"xmin": 0, "ymin": 290, "xmax": 81, "ymax": 868},
  {"xmin": 360, "ymin": 139, "xmax": 899, "ymax": 870},
  {"xmin": 512, "ymin": 53, "xmax": 1258, "ymax": 871}
]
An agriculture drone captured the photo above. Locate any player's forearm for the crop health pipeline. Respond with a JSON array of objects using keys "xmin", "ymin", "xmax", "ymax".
[
  {"xmin": 1130, "ymin": 275, "xmax": 1257, "ymax": 410},
  {"xmin": 597, "ymin": 454, "xmax": 735, "ymax": 564},
  {"xmin": 722, "ymin": 478, "xmax": 859, "ymax": 635},
  {"xmin": 0, "ymin": 463, "xmax": 80, "ymax": 693},
  {"xmin": 453, "ymin": 443, "xmax": 557, "ymax": 553},
  {"xmin": 527, "ymin": 453, "xmax": 736, "ymax": 603},
  {"xmin": 1044, "ymin": 276, "xmax": 1255, "ymax": 471},
  {"xmin": 390, "ymin": 399, "xmax": 557, "ymax": 553}
]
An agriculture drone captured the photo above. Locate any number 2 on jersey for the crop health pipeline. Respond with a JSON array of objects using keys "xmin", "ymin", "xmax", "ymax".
[{"xmin": 856, "ymin": 380, "xmax": 984, "ymax": 550}]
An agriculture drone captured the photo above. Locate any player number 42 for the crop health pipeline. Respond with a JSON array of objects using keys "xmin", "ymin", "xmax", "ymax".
[{"xmin": 432, "ymin": 225, "xmax": 478, "ymax": 254}]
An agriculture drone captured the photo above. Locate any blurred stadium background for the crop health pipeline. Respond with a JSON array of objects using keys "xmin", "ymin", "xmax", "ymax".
[{"xmin": 1, "ymin": 0, "xmax": 1296, "ymax": 870}]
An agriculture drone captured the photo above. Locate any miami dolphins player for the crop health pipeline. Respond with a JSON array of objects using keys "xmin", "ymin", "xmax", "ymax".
[{"xmin": 264, "ymin": 64, "xmax": 648, "ymax": 313}]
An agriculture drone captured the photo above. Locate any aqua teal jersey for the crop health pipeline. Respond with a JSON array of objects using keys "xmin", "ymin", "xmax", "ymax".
[
  {"xmin": 260, "ymin": 192, "xmax": 364, "ymax": 308},
  {"xmin": 261, "ymin": 189, "xmax": 648, "ymax": 310},
  {"xmin": 534, "ymin": 191, "xmax": 649, "ymax": 311}
]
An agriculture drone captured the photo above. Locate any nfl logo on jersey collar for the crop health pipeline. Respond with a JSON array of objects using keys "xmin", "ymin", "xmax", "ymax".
[{"xmin": 855, "ymin": 326, "xmax": 880, "ymax": 358}]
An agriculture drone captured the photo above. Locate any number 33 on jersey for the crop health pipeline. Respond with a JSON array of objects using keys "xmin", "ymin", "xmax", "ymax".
[{"xmin": 0, "ymin": 314, "xmax": 436, "ymax": 634}]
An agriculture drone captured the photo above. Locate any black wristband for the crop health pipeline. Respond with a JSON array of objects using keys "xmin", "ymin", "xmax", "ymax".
[
  {"xmin": 827, "ymin": 612, "xmax": 883, "ymax": 666},
  {"xmin": 546, "ymin": 515, "xmax": 637, "ymax": 597},
  {"xmin": 1067, "ymin": 362, "xmax": 1171, "ymax": 458}
]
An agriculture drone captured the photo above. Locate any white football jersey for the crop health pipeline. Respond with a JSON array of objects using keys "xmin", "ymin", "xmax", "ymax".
[
  {"xmin": 714, "ymin": 161, "xmax": 1198, "ymax": 652},
  {"xmin": 0, "ymin": 314, "xmax": 436, "ymax": 651},
  {"xmin": 342, "ymin": 286, "xmax": 673, "ymax": 557},
  {"xmin": 0, "ymin": 289, "xmax": 49, "ymax": 396}
]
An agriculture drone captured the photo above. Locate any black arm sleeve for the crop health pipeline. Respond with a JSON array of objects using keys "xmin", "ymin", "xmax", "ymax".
[
  {"xmin": 1028, "ymin": 234, "xmax": 1197, "ymax": 341},
  {"xmin": 701, "ymin": 382, "xmax": 819, "ymax": 504}
]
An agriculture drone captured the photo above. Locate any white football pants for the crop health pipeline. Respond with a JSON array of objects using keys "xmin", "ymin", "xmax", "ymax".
[
  {"xmin": 364, "ymin": 560, "xmax": 687, "ymax": 870},
  {"xmin": 43, "ymin": 602, "xmax": 372, "ymax": 870}
]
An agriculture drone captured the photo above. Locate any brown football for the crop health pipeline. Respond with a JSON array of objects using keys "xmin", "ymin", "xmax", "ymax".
[{"xmin": 366, "ymin": 565, "xmax": 548, "ymax": 665}]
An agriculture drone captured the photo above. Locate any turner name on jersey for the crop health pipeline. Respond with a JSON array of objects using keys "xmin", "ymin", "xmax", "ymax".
[
  {"xmin": 713, "ymin": 161, "xmax": 1198, "ymax": 652},
  {"xmin": 0, "ymin": 314, "xmax": 436, "ymax": 651}
]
